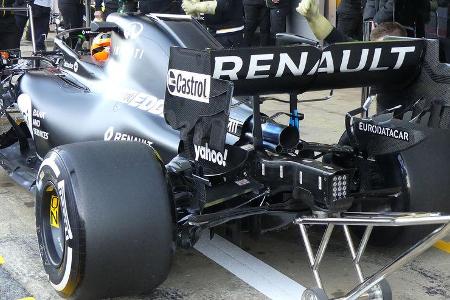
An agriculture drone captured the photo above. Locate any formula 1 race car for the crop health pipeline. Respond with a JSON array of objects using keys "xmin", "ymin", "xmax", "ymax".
[{"xmin": 1, "ymin": 13, "xmax": 450, "ymax": 300}]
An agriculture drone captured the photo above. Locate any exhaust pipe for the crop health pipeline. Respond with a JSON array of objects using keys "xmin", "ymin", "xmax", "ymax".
[{"xmin": 246, "ymin": 117, "xmax": 299, "ymax": 153}]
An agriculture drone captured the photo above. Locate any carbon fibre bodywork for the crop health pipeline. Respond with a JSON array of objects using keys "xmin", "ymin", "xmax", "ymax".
[{"xmin": 16, "ymin": 15, "xmax": 219, "ymax": 163}]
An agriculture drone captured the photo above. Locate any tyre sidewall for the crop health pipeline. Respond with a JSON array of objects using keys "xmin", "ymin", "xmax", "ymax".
[{"xmin": 35, "ymin": 152, "xmax": 81, "ymax": 297}]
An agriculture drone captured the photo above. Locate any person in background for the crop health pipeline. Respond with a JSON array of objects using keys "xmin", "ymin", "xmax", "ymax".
[
  {"xmin": 0, "ymin": 0, "xmax": 18, "ymax": 50},
  {"xmin": 14, "ymin": 0, "xmax": 51, "ymax": 51},
  {"xmin": 94, "ymin": 0, "xmax": 119, "ymax": 21},
  {"xmin": 266, "ymin": 0, "xmax": 290, "ymax": 43},
  {"xmin": 369, "ymin": 21, "xmax": 407, "ymax": 40},
  {"xmin": 363, "ymin": 0, "xmax": 393, "ymax": 24},
  {"xmin": 430, "ymin": 0, "xmax": 450, "ymax": 62},
  {"xmin": 243, "ymin": 0, "xmax": 271, "ymax": 46},
  {"xmin": 58, "ymin": 0, "xmax": 83, "ymax": 29},
  {"xmin": 363, "ymin": 0, "xmax": 431, "ymax": 37},
  {"xmin": 182, "ymin": 0, "xmax": 244, "ymax": 48},
  {"xmin": 139, "ymin": 0, "xmax": 183, "ymax": 14},
  {"xmin": 94, "ymin": 0, "xmax": 182, "ymax": 18},
  {"xmin": 336, "ymin": 0, "xmax": 363, "ymax": 39},
  {"xmin": 297, "ymin": 0, "xmax": 409, "ymax": 113}
]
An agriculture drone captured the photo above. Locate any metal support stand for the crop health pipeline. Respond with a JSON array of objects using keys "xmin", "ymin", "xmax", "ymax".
[
  {"xmin": 360, "ymin": 21, "xmax": 373, "ymax": 116},
  {"xmin": 27, "ymin": 4, "xmax": 37, "ymax": 54},
  {"xmin": 299, "ymin": 223, "xmax": 334, "ymax": 289},
  {"xmin": 85, "ymin": 0, "xmax": 91, "ymax": 27},
  {"xmin": 296, "ymin": 212, "xmax": 450, "ymax": 300},
  {"xmin": 252, "ymin": 95, "xmax": 263, "ymax": 151}
]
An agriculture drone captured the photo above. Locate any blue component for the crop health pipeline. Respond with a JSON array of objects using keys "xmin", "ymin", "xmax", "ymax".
[{"xmin": 290, "ymin": 109, "xmax": 300, "ymax": 130}]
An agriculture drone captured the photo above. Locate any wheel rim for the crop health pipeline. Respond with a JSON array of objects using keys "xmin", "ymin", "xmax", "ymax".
[{"xmin": 42, "ymin": 183, "xmax": 65, "ymax": 267}]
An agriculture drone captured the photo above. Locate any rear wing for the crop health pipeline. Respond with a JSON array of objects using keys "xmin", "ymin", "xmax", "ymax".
[
  {"xmin": 165, "ymin": 40, "xmax": 425, "ymax": 96},
  {"xmin": 163, "ymin": 39, "xmax": 441, "ymax": 174}
]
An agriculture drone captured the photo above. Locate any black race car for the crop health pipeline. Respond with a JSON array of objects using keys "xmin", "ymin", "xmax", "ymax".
[{"xmin": 1, "ymin": 13, "xmax": 450, "ymax": 300}]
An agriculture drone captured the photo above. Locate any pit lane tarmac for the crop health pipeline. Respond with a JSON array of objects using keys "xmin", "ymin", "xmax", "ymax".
[{"xmin": 0, "ymin": 88, "xmax": 449, "ymax": 300}]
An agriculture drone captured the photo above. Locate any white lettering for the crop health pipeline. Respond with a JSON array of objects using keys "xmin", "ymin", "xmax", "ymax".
[
  {"xmin": 317, "ymin": 51, "xmax": 334, "ymax": 74},
  {"xmin": 276, "ymin": 52, "xmax": 308, "ymax": 77},
  {"xmin": 391, "ymin": 46, "xmax": 416, "ymax": 69},
  {"xmin": 33, "ymin": 128, "xmax": 49, "ymax": 139},
  {"xmin": 58, "ymin": 180, "xmax": 73, "ymax": 241},
  {"xmin": 113, "ymin": 46, "xmax": 144, "ymax": 59},
  {"xmin": 167, "ymin": 69, "xmax": 211, "ymax": 103},
  {"xmin": 307, "ymin": 60, "xmax": 320, "ymax": 75},
  {"xmin": 358, "ymin": 122, "xmax": 409, "ymax": 141},
  {"xmin": 227, "ymin": 118, "xmax": 243, "ymax": 135},
  {"xmin": 32, "ymin": 109, "xmax": 46, "ymax": 119},
  {"xmin": 104, "ymin": 127, "xmax": 153, "ymax": 146},
  {"xmin": 369, "ymin": 48, "xmax": 389, "ymax": 71},
  {"xmin": 129, "ymin": 93, "xmax": 146, "ymax": 107},
  {"xmin": 340, "ymin": 49, "xmax": 369, "ymax": 72},
  {"xmin": 213, "ymin": 56, "xmax": 243, "ymax": 80},
  {"xmin": 194, "ymin": 143, "xmax": 228, "ymax": 167},
  {"xmin": 246, "ymin": 54, "xmax": 274, "ymax": 79}
]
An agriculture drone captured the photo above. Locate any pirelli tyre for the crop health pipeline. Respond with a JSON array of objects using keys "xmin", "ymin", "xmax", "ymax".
[
  {"xmin": 301, "ymin": 287, "xmax": 328, "ymax": 300},
  {"xmin": 35, "ymin": 141, "xmax": 174, "ymax": 299}
]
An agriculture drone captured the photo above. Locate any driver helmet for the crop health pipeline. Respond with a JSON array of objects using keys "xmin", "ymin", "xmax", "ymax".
[{"xmin": 91, "ymin": 33, "xmax": 111, "ymax": 63}]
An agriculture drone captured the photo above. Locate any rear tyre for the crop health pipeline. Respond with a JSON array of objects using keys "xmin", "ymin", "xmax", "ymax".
[
  {"xmin": 35, "ymin": 141, "xmax": 174, "ymax": 299},
  {"xmin": 377, "ymin": 279, "xmax": 392, "ymax": 300},
  {"xmin": 301, "ymin": 287, "xmax": 328, "ymax": 300}
]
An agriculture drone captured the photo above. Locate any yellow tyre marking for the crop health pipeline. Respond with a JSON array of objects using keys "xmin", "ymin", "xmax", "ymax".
[
  {"xmin": 0, "ymin": 256, "xmax": 4, "ymax": 265},
  {"xmin": 434, "ymin": 240, "xmax": 450, "ymax": 254},
  {"xmin": 50, "ymin": 195, "xmax": 60, "ymax": 228},
  {"xmin": 18, "ymin": 298, "xmax": 36, "ymax": 300}
]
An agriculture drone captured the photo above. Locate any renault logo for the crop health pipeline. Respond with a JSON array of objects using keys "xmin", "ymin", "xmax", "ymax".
[{"xmin": 124, "ymin": 22, "xmax": 143, "ymax": 39}]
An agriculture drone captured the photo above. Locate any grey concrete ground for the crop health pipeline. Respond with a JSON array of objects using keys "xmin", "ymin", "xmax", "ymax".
[{"xmin": 0, "ymin": 35, "xmax": 449, "ymax": 300}]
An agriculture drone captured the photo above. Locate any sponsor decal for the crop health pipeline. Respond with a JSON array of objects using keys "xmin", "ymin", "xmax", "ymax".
[
  {"xmin": 113, "ymin": 46, "xmax": 144, "ymax": 60},
  {"xmin": 212, "ymin": 46, "xmax": 416, "ymax": 80},
  {"xmin": 33, "ymin": 128, "xmax": 49, "ymax": 139},
  {"xmin": 358, "ymin": 122, "xmax": 409, "ymax": 141},
  {"xmin": 227, "ymin": 118, "xmax": 243, "ymax": 135},
  {"xmin": 124, "ymin": 22, "xmax": 143, "ymax": 39},
  {"xmin": 116, "ymin": 90, "xmax": 164, "ymax": 116},
  {"xmin": 17, "ymin": 94, "xmax": 33, "ymax": 135},
  {"xmin": 167, "ymin": 69, "xmax": 211, "ymax": 103},
  {"xmin": 31, "ymin": 108, "xmax": 49, "ymax": 140},
  {"xmin": 63, "ymin": 61, "xmax": 74, "ymax": 69},
  {"xmin": 62, "ymin": 60, "xmax": 79, "ymax": 72},
  {"xmin": 50, "ymin": 195, "xmax": 60, "ymax": 228},
  {"xmin": 57, "ymin": 180, "xmax": 73, "ymax": 242},
  {"xmin": 194, "ymin": 143, "xmax": 228, "ymax": 167},
  {"xmin": 33, "ymin": 109, "xmax": 46, "ymax": 119},
  {"xmin": 104, "ymin": 126, "xmax": 153, "ymax": 146},
  {"xmin": 235, "ymin": 179, "xmax": 250, "ymax": 186}
]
